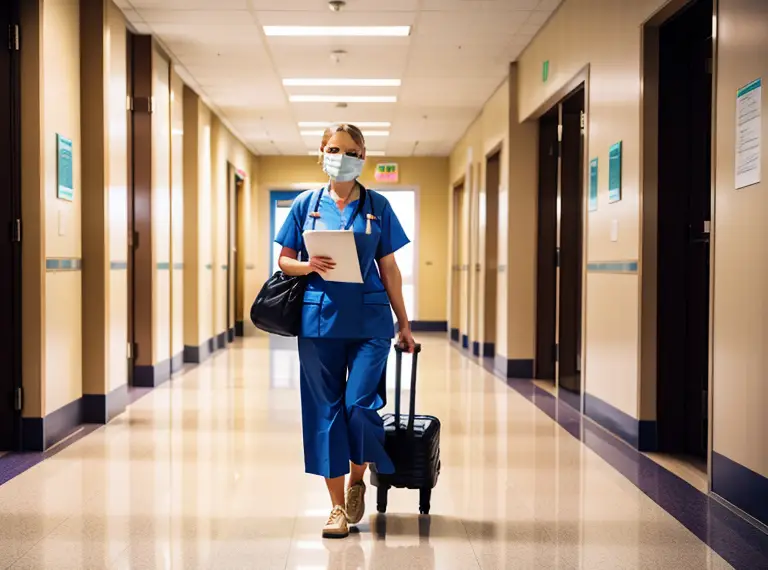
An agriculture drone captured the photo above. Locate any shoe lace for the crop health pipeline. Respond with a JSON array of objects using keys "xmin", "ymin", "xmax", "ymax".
[{"xmin": 327, "ymin": 506, "xmax": 347, "ymax": 526}]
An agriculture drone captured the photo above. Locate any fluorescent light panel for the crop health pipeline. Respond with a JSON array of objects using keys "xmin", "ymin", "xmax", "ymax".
[
  {"xmin": 300, "ymin": 130, "xmax": 389, "ymax": 137},
  {"xmin": 299, "ymin": 121, "xmax": 392, "ymax": 128},
  {"xmin": 264, "ymin": 26, "xmax": 410, "ymax": 37},
  {"xmin": 290, "ymin": 95, "xmax": 396, "ymax": 103},
  {"xmin": 284, "ymin": 78, "xmax": 400, "ymax": 87}
]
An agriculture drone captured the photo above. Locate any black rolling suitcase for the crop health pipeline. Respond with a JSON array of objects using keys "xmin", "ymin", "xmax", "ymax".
[{"xmin": 370, "ymin": 343, "xmax": 441, "ymax": 515}]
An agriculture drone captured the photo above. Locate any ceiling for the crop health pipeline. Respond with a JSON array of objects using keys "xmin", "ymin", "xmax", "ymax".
[{"xmin": 116, "ymin": 0, "xmax": 561, "ymax": 157}]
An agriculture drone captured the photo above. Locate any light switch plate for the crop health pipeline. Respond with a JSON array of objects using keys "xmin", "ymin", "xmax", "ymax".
[{"xmin": 610, "ymin": 219, "xmax": 619, "ymax": 242}]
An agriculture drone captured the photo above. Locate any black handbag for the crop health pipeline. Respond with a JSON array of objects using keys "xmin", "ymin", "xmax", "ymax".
[{"xmin": 249, "ymin": 271, "xmax": 307, "ymax": 337}]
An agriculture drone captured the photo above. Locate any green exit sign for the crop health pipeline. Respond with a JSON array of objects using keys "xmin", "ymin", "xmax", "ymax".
[{"xmin": 542, "ymin": 60, "xmax": 550, "ymax": 83}]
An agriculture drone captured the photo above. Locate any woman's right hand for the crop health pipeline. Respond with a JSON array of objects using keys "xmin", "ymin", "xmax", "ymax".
[{"xmin": 308, "ymin": 256, "xmax": 336, "ymax": 274}]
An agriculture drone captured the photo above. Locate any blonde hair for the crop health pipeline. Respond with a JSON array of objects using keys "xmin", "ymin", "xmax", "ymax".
[{"xmin": 317, "ymin": 123, "xmax": 366, "ymax": 162}]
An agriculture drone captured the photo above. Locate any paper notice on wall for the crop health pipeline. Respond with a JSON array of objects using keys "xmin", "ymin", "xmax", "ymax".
[{"xmin": 735, "ymin": 78, "xmax": 762, "ymax": 190}]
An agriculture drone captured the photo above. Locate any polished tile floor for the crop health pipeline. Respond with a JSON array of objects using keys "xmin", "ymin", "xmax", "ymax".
[{"xmin": 0, "ymin": 335, "xmax": 747, "ymax": 569}]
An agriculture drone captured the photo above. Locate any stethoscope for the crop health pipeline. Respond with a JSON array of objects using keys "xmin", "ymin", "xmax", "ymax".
[{"xmin": 308, "ymin": 183, "xmax": 377, "ymax": 235}]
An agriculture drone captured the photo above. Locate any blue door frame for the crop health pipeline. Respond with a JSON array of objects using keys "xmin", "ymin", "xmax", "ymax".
[{"xmin": 269, "ymin": 190, "xmax": 302, "ymax": 275}]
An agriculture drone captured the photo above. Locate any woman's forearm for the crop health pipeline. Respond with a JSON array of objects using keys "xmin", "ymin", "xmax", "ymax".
[
  {"xmin": 279, "ymin": 256, "xmax": 311, "ymax": 277},
  {"xmin": 380, "ymin": 263, "xmax": 409, "ymax": 328}
]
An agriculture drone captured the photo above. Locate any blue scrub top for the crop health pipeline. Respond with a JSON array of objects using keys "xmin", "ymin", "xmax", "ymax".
[{"xmin": 275, "ymin": 185, "xmax": 410, "ymax": 340}]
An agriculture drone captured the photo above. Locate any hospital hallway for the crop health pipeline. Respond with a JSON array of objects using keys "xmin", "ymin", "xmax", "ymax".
[{"xmin": 0, "ymin": 335, "xmax": 764, "ymax": 570}]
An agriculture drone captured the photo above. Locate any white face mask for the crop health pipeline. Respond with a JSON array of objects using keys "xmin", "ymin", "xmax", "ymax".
[{"xmin": 323, "ymin": 153, "xmax": 365, "ymax": 182}]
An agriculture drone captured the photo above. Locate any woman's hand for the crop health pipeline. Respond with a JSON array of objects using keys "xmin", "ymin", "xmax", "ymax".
[
  {"xmin": 397, "ymin": 326, "xmax": 416, "ymax": 354},
  {"xmin": 309, "ymin": 256, "xmax": 336, "ymax": 274}
]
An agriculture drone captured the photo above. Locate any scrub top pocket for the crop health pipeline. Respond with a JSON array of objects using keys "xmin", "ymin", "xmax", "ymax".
[{"xmin": 362, "ymin": 291, "xmax": 395, "ymax": 339}]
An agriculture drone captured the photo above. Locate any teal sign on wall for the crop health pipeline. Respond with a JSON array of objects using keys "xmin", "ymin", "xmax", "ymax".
[
  {"xmin": 542, "ymin": 60, "xmax": 550, "ymax": 82},
  {"xmin": 608, "ymin": 141, "xmax": 623, "ymax": 203},
  {"xmin": 57, "ymin": 134, "xmax": 74, "ymax": 201},
  {"xmin": 589, "ymin": 158, "xmax": 599, "ymax": 212}
]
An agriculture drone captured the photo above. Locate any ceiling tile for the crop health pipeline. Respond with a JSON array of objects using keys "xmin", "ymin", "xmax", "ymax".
[{"xmin": 131, "ymin": 0, "xmax": 555, "ymax": 155}]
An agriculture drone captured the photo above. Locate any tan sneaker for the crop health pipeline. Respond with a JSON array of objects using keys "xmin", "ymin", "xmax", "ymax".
[
  {"xmin": 322, "ymin": 506, "xmax": 349, "ymax": 539},
  {"xmin": 345, "ymin": 480, "xmax": 366, "ymax": 525}
]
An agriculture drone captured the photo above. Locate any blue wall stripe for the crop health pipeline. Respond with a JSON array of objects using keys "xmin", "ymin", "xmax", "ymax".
[
  {"xmin": 156, "ymin": 262, "xmax": 170, "ymax": 270},
  {"xmin": 110, "ymin": 261, "xmax": 128, "ymax": 270},
  {"xmin": 587, "ymin": 261, "xmax": 638, "ymax": 273},
  {"xmin": 205, "ymin": 263, "xmax": 213, "ymax": 270},
  {"xmin": 45, "ymin": 258, "xmax": 82, "ymax": 271},
  {"xmin": 173, "ymin": 262, "xmax": 184, "ymax": 270}
]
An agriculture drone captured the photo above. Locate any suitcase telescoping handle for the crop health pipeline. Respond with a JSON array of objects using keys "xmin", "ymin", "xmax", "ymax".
[{"xmin": 394, "ymin": 343, "xmax": 422, "ymax": 436}]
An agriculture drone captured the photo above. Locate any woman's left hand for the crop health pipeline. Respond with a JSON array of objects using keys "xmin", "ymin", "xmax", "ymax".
[{"xmin": 398, "ymin": 326, "xmax": 416, "ymax": 354}]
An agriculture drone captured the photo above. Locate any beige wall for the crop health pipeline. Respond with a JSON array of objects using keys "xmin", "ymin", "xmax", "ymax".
[
  {"xmin": 211, "ymin": 117, "xmax": 253, "ymax": 337},
  {"xmin": 170, "ymin": 71, "xmax": 184, "ymax": 360},
  {"xmin": 106, "ymin": 1, "xmax": 129, "ymax": 393},
  {"xmin": 448, "ymin": 73, "xmax": 538, "ymax": 362},
  {"xmin": 81, "ymin": 0, "xmax": 129, "ymax": 399},
  {"xmin": 151, "ymin": 47, "xmax": 171, "ymax": 365},
  {"xmin": 183, "ymin": 94, "xmax": 254, "ymax": 348},
  {"xmin": 711, "ymin": 0, "xmax": 768, "ymax": 480},
  {"xmin": 43, "ymin": 0, "xmax": 83, "ymax": 414},
  {"xmin": 516, "ymin": 0, "xmax": 668, "ymax": 418},
  {"xmin": 254, "ymin": 156, "xmax": 449, "ymax": 323}
]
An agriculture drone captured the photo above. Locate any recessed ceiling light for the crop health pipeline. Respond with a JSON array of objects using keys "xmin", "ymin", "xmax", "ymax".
[
  {"xmin": 300, "ymin": 130, "xmax": 389, "ymax": 137},
  {"xmin": 284, "ymin": 78, "xmax": 401, "ymax": 87},
  {"xmin": 264, "ymin": 26, "xmax": 411, "ymax": 37},
  {"xmin": 290, "ymin": 95, "xmax": 397, "ymax": 103},
  {"xmin": 299, "ymin": 121, "xmax": 392, "ymax": 128}
]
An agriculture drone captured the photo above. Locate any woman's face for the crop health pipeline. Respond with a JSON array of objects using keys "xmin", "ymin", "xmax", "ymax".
[{"xmin": 322, "ymin": 130, "xmax": 365, "ymax": 160}]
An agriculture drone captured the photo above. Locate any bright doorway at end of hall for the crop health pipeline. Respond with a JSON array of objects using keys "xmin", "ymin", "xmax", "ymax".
[
  {"xmin": 269, "ymin": 189, "xmax": 418, "ymax": 320},
  {"xmin": 644, "ymin": 0, "xmax": 713, "ymax": 488},
  {"xmin": 535, "ymin": 84, "xmax": 585, "ymax": 409}
]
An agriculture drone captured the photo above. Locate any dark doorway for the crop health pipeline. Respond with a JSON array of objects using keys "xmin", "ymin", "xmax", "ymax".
[
  {"xmin": 656, "ymin": 0, "xmax": 713, "ymax": 460},
  {"xmin": 535, "ymin": 84, "xmax": 586, "ymax": 406},
  {"xmin": 558, "ymin": 88, "xmax": 586, "ymax": 407},
  {"xmin": 450, "ymin": 182, "xmax": 464, "ymax": 343},
  {"xmin": 535, "ymin": 108, "xmax": 559, "ymax": 385},
  {"xmin": 126, "ymin": 30, "xmax": 135, "ymax": 385},
  {"xmin": 234, "ymin": 175, "xmax": 246, "ymax": 337},
  {"xmin": 226, "ymin": 165, "xmax": 236, "ymax": 343},
  {"xmin": 483, "ymin": 151, "xmax": 501, "ymax": 358},
  {"xmin": 0, "ymin": 1, "xmax": 22, "ymax": 450}
]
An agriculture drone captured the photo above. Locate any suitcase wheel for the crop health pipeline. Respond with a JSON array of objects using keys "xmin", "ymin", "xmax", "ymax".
[
  {"xmin": 419, "ymin": 488, "xmax": 431, "ymax": 515},
  {"xmin": 377, "ymin": 486, "xmax": 389, "ymax": 514}
]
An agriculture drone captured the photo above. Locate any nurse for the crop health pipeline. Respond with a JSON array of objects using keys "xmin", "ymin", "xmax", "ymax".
[{"xmin": 275, "ymin": 123, "xmax": 416, "ymax": 539}]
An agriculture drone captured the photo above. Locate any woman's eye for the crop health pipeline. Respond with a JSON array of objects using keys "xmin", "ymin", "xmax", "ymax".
[
  {"xmin": 345, "ymin": 151, "xmax": 361, "ymax": 158},
  {"xmin": 327, "ymin": 148, "xmax": 340, "ymax": 154}
]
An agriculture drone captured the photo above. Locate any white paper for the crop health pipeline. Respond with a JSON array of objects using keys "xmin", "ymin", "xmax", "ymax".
[
  {"xmin": 303, "ymin": 230, "xmax": 363, "ymax": 283},
  {"xmin": 735, "ymin": 78, "xmax": 762, "ymax": 190}
]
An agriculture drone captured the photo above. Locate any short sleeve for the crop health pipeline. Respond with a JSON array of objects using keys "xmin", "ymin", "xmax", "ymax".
[
  {"xmin": 375, "ymin": 201, "xmax": 410, "ymax": 260},
  {"xmin": 275, "ymin": 199, "xmax": 306, "ymax": 252}
]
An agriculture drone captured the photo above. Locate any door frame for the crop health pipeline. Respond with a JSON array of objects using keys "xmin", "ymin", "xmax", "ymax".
[
  {"xmin": 529, "ymin": 66, "xmax": 592, "ymax": 412},
  {"xmin": 269, "ymin": 190, "xmax": 302, "ymax": 277},
  {"xmin": 640, "ymin": 0, "xmax": 718, "ymax": 486},
  {"xmin": 449, "ymin": 177, "xmax": 465, "ymax": 343},
  {"xmin": 482, "ymin": 145, "xmax": 502, "ymax": 358},
  {"xmin": 268, "ymin": 186, "xmax": 421, "ymax": 320}
]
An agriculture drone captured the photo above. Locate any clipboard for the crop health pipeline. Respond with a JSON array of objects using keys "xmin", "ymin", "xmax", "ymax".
[{"xmin": 303, "ymin": 230, "xmax": 364, "ymax": 283}]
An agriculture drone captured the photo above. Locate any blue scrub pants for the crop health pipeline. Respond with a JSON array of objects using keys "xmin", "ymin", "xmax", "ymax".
[{"xmin": 297, "ymin": 337, "xmax": 395, "ymax": 479}]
